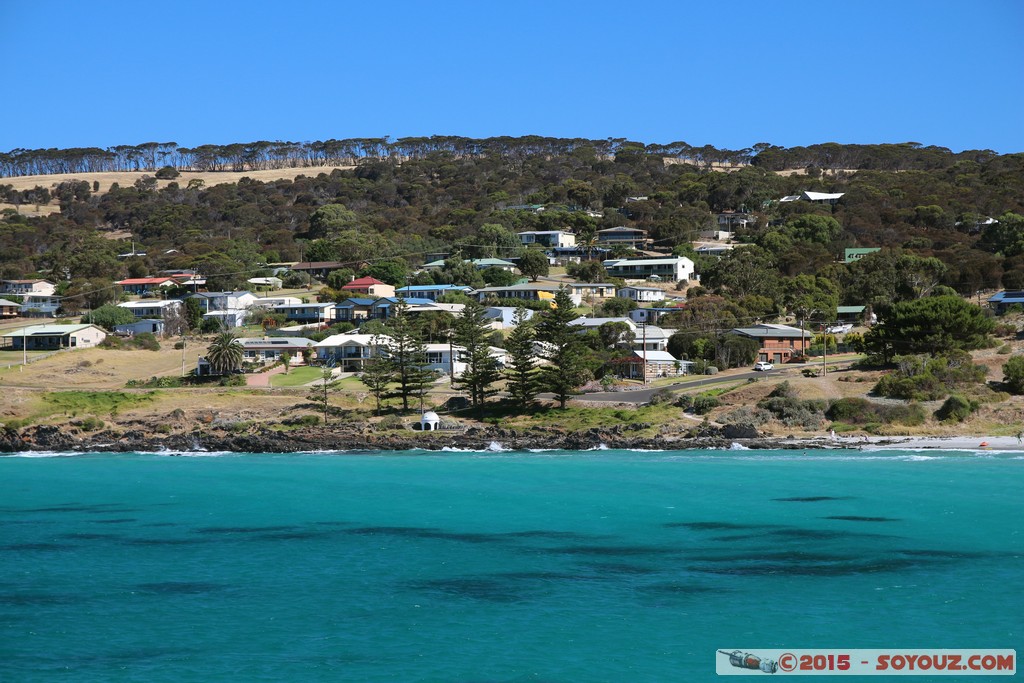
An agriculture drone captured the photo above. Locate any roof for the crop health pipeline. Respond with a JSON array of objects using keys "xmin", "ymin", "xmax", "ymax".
[
  {"xmin": 396, "ymin": 284, "xmax": 472, "ymax": 292},
  {"xmin": 335, "ymin": 298, "xmax": 377, "ymax": 307},
  {"xmin": 342, "ymin": 276, "xmax": 387, "ymax": 289},
  {"xmin": 118, "ymin": 300, "xmax": 181, "ymax": 309},
  {"xmin": 837, "ymin": 305, "xmax": 866, "ymax": 314},
  {"xmin": 570, "ymin": 317, "xmax": 636, "ymax": 328},
  {"xmin": 189, "ymin": 291, "xmax": 253, "ymax": 298},
  {"xmin": 630, "ymin": 350, "xmax": 679, "ymax": 363},
  {"xmin": 732, "ymin": 323, "xmax": 810, "ymax": 339},
  {"xmin": 604, "ymin": 257, "xmax": 693, "ymax": 267},
  {"xmin": 2, "ymin": 279, "xmax": 51, "ymax": 284},
  {"xmin": 290, "ymin": 261, "xmax": 345, "ymax": 269},
  {"xmin": 2, "ymin": 324, "xmax": 103, "ymax": 337},
  {"xmin": 0, "ymin": 298, "xmax": 20, "ymax": 306},
  {"xmin": 316, "ymin": 333, "xmax": 392, "ymax": 347},
  {"xmin": 598, "ymin": 227, "xmax": 647, "ymax": 234},
  {"xmin": 803, "ymin": 191, "xmax": 845, "ymax": 201},
  {"xmin": 373, "ymin": 297, "xmax": 436, "ymax": 307},
  {"xmin": 619, "ymin": 285, "xmax": 664, "ymax": 292},
  {"xmin": 989, "ymin": 290, "xmax": 1024, "ymax": 304},
  {"xmin": 236, "ymin": 337, "xmax": 316, "ymax": 349},
  {"xmin": 116, "ymin": 277, "xmax": 178, "ymax": 285},
  {"xmin": 474, "ymin": 283, "xmax": 564, "ymax": 293}
]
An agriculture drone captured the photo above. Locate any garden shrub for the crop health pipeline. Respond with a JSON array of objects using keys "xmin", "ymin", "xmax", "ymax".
[
  {"xmin": 692, "ymin": 395, "xmax": 720, "ymax": 414},
  {"xmin": 934, "ymin": 395, "xmax": 978, "ymax": 423},
  {"xmin": 873, "ymin": 352, "xmax": 987, "ymax": 401},
  {"xmin": 377, "ymin": 414, "xmax": 406, "ymax": 430},
  {"xmin": 722, "ymin": 406, "xmax": 772, "ymax": 426}
]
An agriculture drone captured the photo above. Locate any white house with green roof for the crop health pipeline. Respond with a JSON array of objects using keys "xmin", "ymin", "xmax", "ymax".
[{"xmin": 1, "ymin": 324, "xmax": 107, "ymax": 351}]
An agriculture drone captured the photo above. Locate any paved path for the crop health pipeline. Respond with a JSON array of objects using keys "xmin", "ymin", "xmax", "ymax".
[{"xmin": 245, "ymin": 364, "xmax": 287, "ymax": 387}]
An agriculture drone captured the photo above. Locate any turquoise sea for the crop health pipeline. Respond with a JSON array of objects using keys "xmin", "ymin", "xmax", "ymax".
[{"xmin": 1, "ymin": 448, "xmax": 1021, "ymax": 682}]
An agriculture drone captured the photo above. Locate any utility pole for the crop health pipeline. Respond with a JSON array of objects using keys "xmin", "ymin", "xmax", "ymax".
[
  {"xmin": 821, "ymin": 322, "xmax": 827, "ymax": 377},
  {"xmin": 641, "ymin": 322, "xmax": 648, "ymax": 384}
]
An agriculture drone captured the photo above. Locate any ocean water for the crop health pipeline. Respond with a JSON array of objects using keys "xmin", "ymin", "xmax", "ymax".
[{"xmin": 1, "ymin": 448, "xmax": 1021, "ymax": 682}]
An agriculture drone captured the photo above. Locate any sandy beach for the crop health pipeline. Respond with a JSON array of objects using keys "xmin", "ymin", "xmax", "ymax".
[{"xmin": 839, "ymin": 435, "xmax": 1024, "ymax": 451}]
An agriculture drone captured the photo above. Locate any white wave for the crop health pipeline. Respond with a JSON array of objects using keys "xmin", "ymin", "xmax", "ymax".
[
  {"xmin": 486, "ymin": 441, "xmax": 511, "ymax": 452},
  {"xmin": 729, "ymin": 442, "xmax": 751, "ymax": 450},
  {"xmin": 1, "ymin": 450, "xmax": 83, "ymax": 458}
]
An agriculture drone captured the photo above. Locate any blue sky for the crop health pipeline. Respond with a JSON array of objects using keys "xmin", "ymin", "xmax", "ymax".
[{"xmin": 2, "ymin": 0, "xmax": 1022, "ymax": 154}]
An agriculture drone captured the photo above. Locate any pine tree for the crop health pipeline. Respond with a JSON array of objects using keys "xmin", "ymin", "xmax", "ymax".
[
  {"xmin": 306, "ymin": 368, "xmax": 337, "ymax": 425},
  {"xmin": 535, "ymin": 288, "xmax": 591, "ymax": 409},
  {"xmin": 383, "ymin": 299, "xmax": 432, "ymax": 412},
  {"xmin": 453, "ymin": 301, "xmax": 501, "ymax": 410},
  {"xmin": 359, "ymin": 358, "xmax": 394, "ymax": 416},
  {"xmin": 504, "ymin": 307, "xmax": 539, "ymax": 411}
]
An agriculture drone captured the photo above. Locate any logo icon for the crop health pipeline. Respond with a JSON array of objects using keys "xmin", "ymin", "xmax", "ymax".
[{"xmin": 719, "ymin": 650, "xmax": 778, "ymax": 674}]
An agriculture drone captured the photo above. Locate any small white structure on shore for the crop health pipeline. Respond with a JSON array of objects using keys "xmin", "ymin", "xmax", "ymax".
[{"xmin": 420, "ymin": 411, "xmax": 441, "ymax": 431}]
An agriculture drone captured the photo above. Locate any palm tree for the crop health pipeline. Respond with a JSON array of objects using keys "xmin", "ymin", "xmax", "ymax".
[{"xmin": 205, "ymin": 332, "xmax": 243, "ymax": 375}]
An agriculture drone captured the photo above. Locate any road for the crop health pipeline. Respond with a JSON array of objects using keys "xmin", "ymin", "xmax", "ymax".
[{"xmin": 571, "ymin": 360, "xmax": 856, "ymax": 404}]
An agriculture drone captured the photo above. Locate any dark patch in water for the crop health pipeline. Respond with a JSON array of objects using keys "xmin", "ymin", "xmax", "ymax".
[
  {"xmin": 93, "ymin": 518, "xmax": 137, "ymax": 524},
  {"xmin": 0, "ymin": 592, "xmax": 80, "ymax": 606},
  {"xmin": 580, "ymin": 562, "xmax": 660, "ymax": 575},
  {"xmin": 692, "ymin": 558, "xmax": 921, "ymax": 577},
  {"xmin": 824, "ymin": 516, "xmax": 901, "ymax": 522},
  {"xmin": 712, "ymin": 528, "xmax": 899, "ymax": 542},
  {"xmin": 637, "ymin": 582, "xmax": 717, "ymax": 595},
  {"xmin": 345, "ymin": 526, "xmax": 503, "ymax": 544},
  {"xmin": 2, "ymin": 542, "xmax": 74, "ymax": 551},
  {"xmin": 121, "ymin": 537, "xmax": 210, "ymax": 546},
  {"xmin": 772, "ymin": 496, "xmax": 854, "ymax": 502},
  {"xmin": 193, "ymin": 525, "xmax": 300, "ymax": 534},
  {"xmin": 693, "ymin": 551, "xmax": 856, "ymax": 563},
  {"xmin": 896, "ymin": 549, "xmax": 995, "ymax": 559},
  {"xmin": 542, "ymin": 545, "xmax": 677, "ymax": 557},
  {"xmin": 313, "ymin": 521, "xmax": 351, "ymax": 526},
  {"xmin": 135, "ymin": 582, "xmax": 228, "ymax": 595},
  {"xmin": 664, "ymin": 521, "xmax": 782, "ymax": 530},
  {"xmin": 492, "ymin": 571, "xmax": 587, "ymax": 582},
  {"xmin": 58, "ymin": 532, "xmax": 119, "ymax": 540},
  {"xmin": 258, "ymin": 530, "xmax": 332, "ymax": 540},
  {"xmin": 141, "ymin": 522, "xmax": 177, "ymax": 527},
  {"xmin": 405, "ymin": 578, "xmax": 523, "ymax": 603},
  {"xmin": 499, "ymin": 530, "xmax": 608, "ymax": 540},
  {"xmin": 17, "ymin": 503, "xmax": 135, "ymax": 513}
]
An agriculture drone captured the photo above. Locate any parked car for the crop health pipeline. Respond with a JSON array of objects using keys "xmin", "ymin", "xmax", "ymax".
[{"xmin": 753, "ymin": 361, "xmax": 774, "ymax": 371}]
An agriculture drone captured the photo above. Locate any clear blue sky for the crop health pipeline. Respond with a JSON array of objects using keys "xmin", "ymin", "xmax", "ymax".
[{"xmin": 2, "ymin": 0, "xmax": 1022, "ymax": 154}]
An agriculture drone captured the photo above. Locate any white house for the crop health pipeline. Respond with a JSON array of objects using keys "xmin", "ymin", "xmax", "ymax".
[
  {"xmin": 247, "ymin": 277, "xmax": 283, "ymax": 289},
  {"xmin": 253, "ymin": 296, "xmax": 302, "ymax": 308},
  {"xmin": 617, "ymin": 286, "xmax": 666, "ymax": 303},
  {"xmin": 603, "ymin": 256, "xmax": 694, "ymax": 282},
  {"xmin": 1, "ymin": 279, "xmax": 56, "ymax": 297},
  {"xmin": 114, "ymin": 319, "xmax": 165, "ymax": 336},
  {"xmin": 273, "ymin": 302, "xmax": 336, "ymax": 325},
  {"xmin": 423, "ymin": 344, "xmax": 509, "ymax": 377},
  {"xmin": 483, "ymin": 307, "xmax": 536, "ymax": 329},
  {"xmin": 117, "ymin": 300, "xmax": 183, "ymax": 319},
  {"xmin": 316, "ymin": 332, "xmax": 391, "ymax": 371},
  {"xmin": 395, "ymin": 284, "xmax": 474, "ymax": 301},
  {"xmin": 237, "ymin": 337, "xmax": 316, "ymax": 365},
  {"xmin": 187, "ymin": 291, "xmax": 258, "ymax": 313},
  {"xmin": 474, "ymin": 283, "xmax": 582, "ymax": 306},
  {"xmin": 19, "ymin": 294, "xmax": 62, "ymax": 317},
  {"xmin": 1, "ymin": 324, "xmax": 106, "ymax": 351},
  {"xmin": 517, "ymin": 230, "xmax": 577, "ymax": 248}
]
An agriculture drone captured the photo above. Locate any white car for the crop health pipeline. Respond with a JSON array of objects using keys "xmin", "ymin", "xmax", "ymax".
[{"xmin": 753, "ymin": 361, "xmax": 774, "ymax": 371}]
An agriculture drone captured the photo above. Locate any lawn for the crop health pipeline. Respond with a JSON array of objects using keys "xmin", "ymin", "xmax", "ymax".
[{"xmin": 269, "ymin": 366, "xmax": 325, "ymax": 387}]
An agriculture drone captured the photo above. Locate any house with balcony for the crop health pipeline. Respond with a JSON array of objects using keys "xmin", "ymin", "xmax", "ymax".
[
  {"xmin": 843, "ymin": 247, "xmax": 881, "ymax": 264},
  {"xmin": 731, "ymin": 323, "xmax": 811, "ymax": 364},
  {"xmin": 288, "ymin": 261, "xmax": 347, "ymax": 280},
  {"xmin": 628, "ymin": 307, "xmax": 684, "ymax": 325},
  {"xmin": 394, "ymin": 284, "xmax": 474, "ymax": 301},
  {"xmin": 273, "ymin": 302, "xmax": 336, "ymax": 325},
  {"xmin": 596, "ymin": 227, "xmax": 652, "ymax": 249},
  {"xmin": 186, "ymin": 291, "xmax": 258, "ymax": 313},
  {"xmin": 517, "ymin": 230, "xmax": 577, "ymax": 248},
  {"xmin": 335, "ymin": 297, "xmax": 376, "ymax": 322},
  {"xmin": 115, "ymin": 277, "xmax": 180, "ymax": 296},
  {"xmin": 474, "ymin": 283, "xmax": 582, "ymax": 306},
  {"xmin": 612, "ymin": 350, "xmax": 693, "ymax": 380},
  {"xmin": 483, "ymin": 307, "xmax": 536, "ymax": 329},
  {"xmin": 422, "ymin": 344, "xmax": 509, "ymax": 377},
  {"xmin": 19, "ymin": 295, "xmax": 62, "ymax": 317},
  {"xmin": 421, "ymin": 258, "xmax": 519, "ymax": 272},
  {"xmin": 369, "ymin": 297, "xmax": 436, "ymax": 320},
  {"xmin": 341, "ymin": 277, "xmax": 395, "ymax": 298},
  {"xmin": 316, "ymin": 332, "xmax": 391, "ymax": 371},
  {"xmin": 117, "ymin": 300, "xmax": 183, "ymax": 319},
  {"xmin": 0, "ymin": 298, "xmax": 21, "ymax": 318},
  {"xmin": 567, "ymin": 283, "xmax": 617, "ymax": 300},
  {"xmin": 603, "ymin": 256, "xmax": 694, "ymax": 282},
  {"xmin": 1, "ymin": 279, "xmax": 56, "ymax": 297},
  {"xmin": 617, "ymin": 286, "xmax": 666, "ymax": 303}
]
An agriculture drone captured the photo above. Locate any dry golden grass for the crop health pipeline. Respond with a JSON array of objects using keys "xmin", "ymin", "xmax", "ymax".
[{"xmin": 0, "ymin": 165, "xmax": 354, "ymax": 196}]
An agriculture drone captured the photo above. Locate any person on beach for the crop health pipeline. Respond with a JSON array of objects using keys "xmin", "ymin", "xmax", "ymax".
[{"xmin": 830, "ymin": 429, "xmax": 836, "ymax": 440}]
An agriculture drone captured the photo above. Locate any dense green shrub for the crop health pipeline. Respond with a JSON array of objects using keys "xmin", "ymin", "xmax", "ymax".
[
  {"xmin": 647, "ymin": 388, "xmax": 677, "ymax": 406},
  {"xmin": 377, "ymin": 414, "xmax": 406, "ymax": 430},
  {"xmin": 692, "ymin": 395, "xmax": 720, "ymax": 414},
  {"xmin": 934, "ymin": 395, "xmax": 978, "ymax": 423},
  {"xmin": 283, "ymin": 415, "xmax": 320, "ymax": 427},
  {"xmin": 826, "ymin": 398, "xmax": 925, "ymax": 426},
  {"xmin": 675, "ymin": 394, "xmax": 694, "ymax": 410},
  {"xmin": 722, "ymin": 406, "xmax": 772, "ymax": 426},
  {"xmin": 1004, "ymin": 355, "xmax": 1024, "ymax": 394},
  {"xmin": 873, "ymin": 352, "xmax": 987, "ymax": 401},
  {"xmin": 758, "ymin": 396, "xmax": 827, "ymax": 429},
  {"xmin": 768, "ymin": 380, "xmax": 796, "ymax": 399}
]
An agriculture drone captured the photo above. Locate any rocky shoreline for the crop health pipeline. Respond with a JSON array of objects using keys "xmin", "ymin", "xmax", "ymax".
[{"xmin": 0, "ymin": 421, "xmax": 854, "ymax": 454}]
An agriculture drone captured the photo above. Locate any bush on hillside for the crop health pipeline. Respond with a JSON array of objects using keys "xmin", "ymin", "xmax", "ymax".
[{"xmin": 934, "ymin": 395, "xmax": 978, "ymax": 423}]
